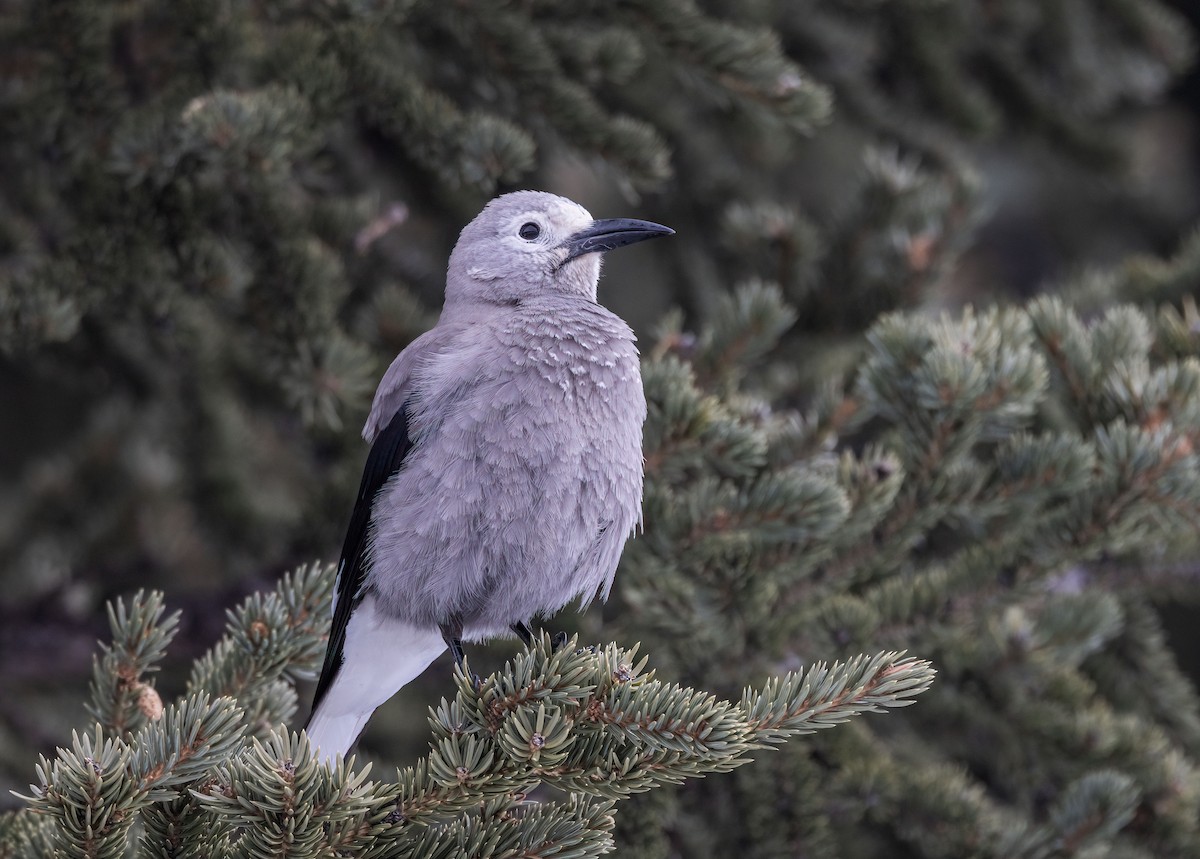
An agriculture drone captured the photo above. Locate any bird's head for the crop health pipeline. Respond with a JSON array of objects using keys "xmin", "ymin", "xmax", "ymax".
[{"xmin": 444, "ymin": 190, "xmax": 673, "ymax": 308}]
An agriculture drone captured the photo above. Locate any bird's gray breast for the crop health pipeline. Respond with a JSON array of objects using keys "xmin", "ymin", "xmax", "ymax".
[{"xmin": 366, "ymin": 301, "xmax": 646, "ymax": 637}]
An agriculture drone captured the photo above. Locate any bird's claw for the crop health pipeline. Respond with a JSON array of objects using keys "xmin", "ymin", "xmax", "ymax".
[{"xmin": 511, "ymin": 621, "xmax": 535, "ymax": 648}]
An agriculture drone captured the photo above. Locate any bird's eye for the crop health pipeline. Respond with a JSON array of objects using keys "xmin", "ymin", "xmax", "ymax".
[{"xmin": 519, "ymin": 222, "xmax": 541, "ymax": 241}]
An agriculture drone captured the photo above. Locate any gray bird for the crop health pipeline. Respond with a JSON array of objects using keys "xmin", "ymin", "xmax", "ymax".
[{"xmin": 305, "ymin": 190, "xmax": 672, "ymax": 760}]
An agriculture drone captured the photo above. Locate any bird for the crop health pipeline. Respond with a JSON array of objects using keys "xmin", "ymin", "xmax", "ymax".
[{"xmin": 305, "ymin": 190, "xmax": 673, "ymax": 761}]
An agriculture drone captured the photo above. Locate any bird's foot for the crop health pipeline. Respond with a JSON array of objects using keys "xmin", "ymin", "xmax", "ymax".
[
  {"xmin": 512, "ymin": 623, "xmax": 569, "ymax": 652},
  {"xmin": 511, "ymin": 621, "xmax": 534, "ymax": 648},
  {"xmin": 445, "ymin": 638, "xmax": 480, "ymax": 690},
  {"xmin": 440, "ymin": 617, "xmax": 472, "ymax": 678}
]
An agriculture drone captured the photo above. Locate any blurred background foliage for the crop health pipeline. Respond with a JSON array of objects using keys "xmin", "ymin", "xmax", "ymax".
[{"xmin": 3, "ymin": 0, "xmax": 1200, "ymax": 855}]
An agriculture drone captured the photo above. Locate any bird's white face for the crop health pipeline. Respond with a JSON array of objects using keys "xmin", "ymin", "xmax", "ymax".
[
  {"xmin": 443, "ymin": 190, "xmax": 673, "ymax": 312},
  {"xmin": 497, "ymin": 201, "xmax": 597, "ymax": 268},
  {"xmin": 445, "ymin": 191, "xmax": 603, "ymax": 307},
  {"xmin": 497, "ymin": 198, "xmax": 602, "ymax": 278}
]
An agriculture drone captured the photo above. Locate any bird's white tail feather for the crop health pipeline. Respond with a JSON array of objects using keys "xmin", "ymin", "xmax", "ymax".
[{"xmin": 306, "ymin": 596, "xmax": 446, "ymax": 763}]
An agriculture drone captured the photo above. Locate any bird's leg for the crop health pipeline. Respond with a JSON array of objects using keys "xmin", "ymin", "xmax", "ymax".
[
  {"xmin": 445, "ymin": 636, "xmax": 466, "ymax": 667},
  {"xmin": 440, "ymin": 615, "xmax": 481, "ymax": 690},
  {"xmin": 511, "ymin": 621, "xmax": 534, "ymax": 647},
  {"xmin": 511, "ymin": 621, "xmax": 567, "ymax": 651},
  {"xmin": 440, "ymin": 616, "xmax": 466, "ymax": 669}
]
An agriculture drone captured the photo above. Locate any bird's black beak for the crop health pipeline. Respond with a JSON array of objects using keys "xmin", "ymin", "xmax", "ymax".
[{"xmin": 561, "ymin": 218, "xmax": 674, "ymax": 264}]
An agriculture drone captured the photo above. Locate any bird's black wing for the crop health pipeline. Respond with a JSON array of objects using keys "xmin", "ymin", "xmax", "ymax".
[{"xmin": 307, "ymin": 403, "xmax": 413, "ymax": 719}]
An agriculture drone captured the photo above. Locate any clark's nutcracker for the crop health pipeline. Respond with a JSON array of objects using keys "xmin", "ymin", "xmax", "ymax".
[{"xmin": 305, "ymin": 191, "xmax": 673, "ymax": 760}]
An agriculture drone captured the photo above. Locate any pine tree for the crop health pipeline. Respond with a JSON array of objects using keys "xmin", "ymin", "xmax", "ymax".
[
  {"xmin": 1, "ymin": 565, "xmax": 932, "ymax": 857},
  {"xmin": 610, "ymin": 282, "xmax": 1200, "ymax": 857},
  {"xmin": 3, "ymin": 0, "xmax": 1200, "ymax": 857}
]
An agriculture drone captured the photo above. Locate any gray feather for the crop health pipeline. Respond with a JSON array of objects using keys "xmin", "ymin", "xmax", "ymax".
[
  {"xmin": 368, "ymin": 295, "xmax": 646, "ymax": 638},
  {"xmin": 306, "ymin": 190, "xmax": 665, "ymax": 759}
]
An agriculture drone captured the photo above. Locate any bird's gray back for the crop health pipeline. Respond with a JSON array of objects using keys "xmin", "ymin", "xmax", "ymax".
[{"xmin": 366, "ymin": 295, "xmax": 645, "ymax": 638}]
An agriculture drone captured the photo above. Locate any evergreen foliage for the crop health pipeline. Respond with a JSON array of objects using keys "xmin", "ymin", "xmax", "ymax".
[
  {"xmin": 611, "ymin": 286, "xmax": 1200, "ymax": 856},
  {"xmin": 3, "ymin": 0, "xmax": 1200, "ymax": 857},
  {"xmin": 0, "ymin": 570, "xmax": 931, "ymax": 858}
]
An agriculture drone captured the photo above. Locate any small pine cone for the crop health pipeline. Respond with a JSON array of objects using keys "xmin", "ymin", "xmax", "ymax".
[{"xmin": 136, "ymin": 683, "xmax": 164, "ymax": 721}]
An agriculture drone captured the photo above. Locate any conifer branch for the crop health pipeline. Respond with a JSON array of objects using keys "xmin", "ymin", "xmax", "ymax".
[
  {"xmin": 7, "ymin": 575, "xmax": 933, "ymax": 859},
  {"xmin": 186, "ymin": 562, "xmax": 333, "ymax": 737},
  {"xmin": 87, "ymin": 591, "xmax": 179, "ymax": 736}
]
